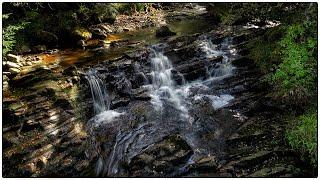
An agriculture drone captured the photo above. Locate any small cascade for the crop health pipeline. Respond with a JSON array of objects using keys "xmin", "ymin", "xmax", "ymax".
[
  {"xmin": 148, "ymin": 44, "xmax": 190, "ymax": 120},
  {"xmin": 199, "ymin": 37, "xmax": 236, "ymax": 78},
  {"xmin": 85, "ymin": 69, "xmax": 125, "ymax": 176},
  {"xmin": 183, "ymin": 36, "xmax": 238, "ymax": 110},
  {"xmin": 87, "ymin": 36, "xmax": 241, "ymax": 177},
  {"xmin": 85, "ymin": 69, "xmax": 110, "ymax": 114},
  {"xmin": 213, "ymin": 37, "xmax": 237, "ymax": 77}
]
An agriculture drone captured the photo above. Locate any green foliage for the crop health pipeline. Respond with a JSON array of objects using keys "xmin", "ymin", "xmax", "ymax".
[
  {"xmin": 286, "ymin": 109, "xmax": 317, "ymax": 167},
  {"xmin": 244, "ymin": 3, "xmax": 317, "ymax": 169},
  {"xmin": 93, "ymin": 3, "xmax": 118, "ymax": 23},
  {"xmin": 77, "ymin": 3, "xmax": 90, "ymax": 22},
  {"xmin": 246, "ymin": 3, "xmax": 317, "ymax": 105},
  {"xmin": 207, "ymin": 3, "xmax": 284, "ymax": 25},
  {"xmin": 114, "ymin": 3, "xmax": 148, "ymax": 15},
  {"xmin": 2, "ymin": 14, "xmax": 28, "ymax": 58},
  {"xmin": 271, "ymin": 23, "xmax": 317, "ymax": 101},
  {"xmin": 2, "ymin": 3, "xmax": 154, "ymax": 51}
]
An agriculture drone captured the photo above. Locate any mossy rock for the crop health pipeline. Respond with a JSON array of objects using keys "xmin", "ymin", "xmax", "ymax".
[{"xmin": 73, "ymin": 27, "xmax": 92, "ymax": 41}]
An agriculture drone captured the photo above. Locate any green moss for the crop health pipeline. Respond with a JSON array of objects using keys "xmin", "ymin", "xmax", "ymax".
[
  {"xmin": 285, "ymin": 109, "xmax": 317, "ymax": 167},
  {"xmin": 74, "ymin": 27, "xmax": 91, "ymax": 40},
  {"xmin": 246, "ymin": 21, "xmax": 316, "ymax": 105},
  {"xmin": 271, "ymin": 24, "xmax": 317, "ymax": 100}
]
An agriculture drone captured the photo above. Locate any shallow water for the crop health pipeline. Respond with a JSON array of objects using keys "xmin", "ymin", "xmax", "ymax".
[
  {"xmin": 85, "ymin": 34, "xmax": 241, "ymax": 176},
  {"xmin": 39, "ymin": 18, "xmax": 214, "ymax": 68}
]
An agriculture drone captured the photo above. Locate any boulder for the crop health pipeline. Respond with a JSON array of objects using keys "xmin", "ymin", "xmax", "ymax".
[
  {"xmin": 7, "ymin": 54, "xmax": 22, "ymax": 63},
  {"xmin": 156, "ymin": 26, "xmax": 176, "ymax": 37},
  {"xmin": 176, "ymin": 60, "xmax": 207, "ymax": 81},
  {"xmin": 192, "ymin": 155, "xmax": 218, "ymax": 171},
  {"xmin": 77, "ymin": 40, "xmax": 86, "ymax": 47},
  {"xmin": 6, "ymin": 61, "xmax": 21, "ymax": 68},
  {"xmin": 123, "ymin": 27, "xmax": 133, "ymax": 32},
  {"xmin": 44, "ymin": 49, "xmax": 59, "ymax": 54},
  {"xmin": 115, "ymin": 27, "xmax": 124, "ymax": 33},
  {"xmin": 9, "ymin": 67, "xmax": 21, "ymax": 75},
  {"xmin": 208, "ymin": 56, "xmax": 223, "ymax": 64},
  {"xmin": 73, "ymin": 27, "xmax": 92, "ymax": 41},
  {"xmin": 33, "ymin": 45, "xmax": 47, "ymax": 53},
  {"xmin": 3, "ymin": 81, "xmax": 9, "ymax": 92},
  {"xmin": 3, "ymin": 75, "xmax": 9, "ymax": 82},
  {"xmin": 128, "ymin": 134, "xmax": 193, "ymax": 176},
  {"xmin": 35, "ymin": 30, "xmax": 58, "ymax": 48},
  {"xmin": 98, "ymin": 24, "xmax": 113, "ymax": 33},
  {"xmin": 18, "ymin": 45, "xmax": 32, "ymax": 54},
  {"xmin": 90, "ymin": 27, "xmax": 108, "ymax": 39}
]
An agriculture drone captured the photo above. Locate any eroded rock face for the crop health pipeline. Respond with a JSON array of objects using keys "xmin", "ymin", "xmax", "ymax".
[
  {"xmin": 80, "ymin": 24, "xmax": 311, "ymax": 178},
  {"xmin": 128, "ymin": 135, "xmax": 193, "ymax": 177}
]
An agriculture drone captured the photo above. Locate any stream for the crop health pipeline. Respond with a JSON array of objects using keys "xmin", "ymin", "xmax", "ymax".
[
  {"xmin": 3, "ymin": 6, "xmax": 311, "ymax": 177},
  {"xmin": 84, "ymin": 29, "xmax": 250, "ymax": 177}
]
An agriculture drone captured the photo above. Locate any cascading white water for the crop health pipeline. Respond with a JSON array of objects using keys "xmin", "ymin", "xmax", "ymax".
[
  {"xmin": 179, "ymin": 36, "xmax": 237, "ymax": 110},
  {"xmin": 199, "ymin": 37, "xmax": 236, "ymax": 78},
  {"xmin": 213, "ymin": 38, "xmax": 236, "ymax": 77},
  {"xmin": 85, "ymin": 69, "xmax": 125, "ymax": 176},
  {"xmin": 87, "ymin": 37, "xmax": 241, "ymax": 177},
  {"xmin": 85, "ymin": 69, "xmax": 110, "ymax": 114},
  {"xmin": 148, "ymin": 45, "xmax": 189, "ymax": 120}
]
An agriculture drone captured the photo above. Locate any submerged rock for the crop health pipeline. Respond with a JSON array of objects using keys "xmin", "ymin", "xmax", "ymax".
[{"xmin": 156, "ymin": 26, "xmax": 177, "ymax": 37}]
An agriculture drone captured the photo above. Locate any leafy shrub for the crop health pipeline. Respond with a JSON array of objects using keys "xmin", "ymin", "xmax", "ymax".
[
  {"xmin": 286, "ymin": 109, "xmax": 317, "ymax": 167},
  {"xmin": 2, "ymin": 14, "xmax": 28, "ymax": 58},
  {"xmin": 246, "ymin": 18, "xmax": 316, "ymax": 105},
  {"xmin": 207, "ymin": 3, "xmax": 284, "ymax": 25},
  {"xmin": 92, "ymin": 3, "xmax": 118, "ymax": 23},
  {"xmin": 114, "ymin": 3, "xmax": 148, "ymax": 15},
  {"xmin": 271, "ymin": 23, "xmax": 317, "ymax": 102}
]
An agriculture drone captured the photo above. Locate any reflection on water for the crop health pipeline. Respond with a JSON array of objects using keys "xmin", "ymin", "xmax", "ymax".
[
  {"xmin": 40, "ymin": 18, "xmax": 214, "ymax": 68},
  {"xmin": 168, "ymin": 19, "xmax": 212, "ymax": 36}
]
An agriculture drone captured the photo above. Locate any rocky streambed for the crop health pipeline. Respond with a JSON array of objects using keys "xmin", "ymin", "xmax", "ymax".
[
  {"xmin": 77, "ymin": 26, "xmax": 311, "ymax": 177},
  {"xmin": 2, "ymin": 5, "xmax": 314, "ymax": 177}
]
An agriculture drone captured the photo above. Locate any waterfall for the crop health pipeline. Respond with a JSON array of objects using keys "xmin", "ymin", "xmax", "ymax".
[
  {"xmin": 85, "ymin": 69, "xmax": 125, "ymax": 176},
  {"xmin": 85, "ymin": 69, "xmax": 109, "ymax": 114},
  {"xmin": 185, "ymin": 36, "xmax": 237, "ymax": 110},
  {"xmin": 148, "ymin": 44, "xmax": 189, "ymax": 120},
  {"xmin": 199, "ymin": 37, "xmax": 236, "ymax": 78},
  {"xmin": 87, "ymin": 37, "xmax": 239, "ymax": 177}
]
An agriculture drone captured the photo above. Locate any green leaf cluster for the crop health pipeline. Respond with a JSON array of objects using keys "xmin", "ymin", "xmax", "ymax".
[
  {"xmin": 271, "ymin": 23, "xmax": 317, "ymax": 99},
  {"xmin": 2, "ymin": 14, "xmax": 28, "ymax": 58},
  {"xmin": 286, "ymin": 109, "xmax": 317, "ymax": 167}
]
